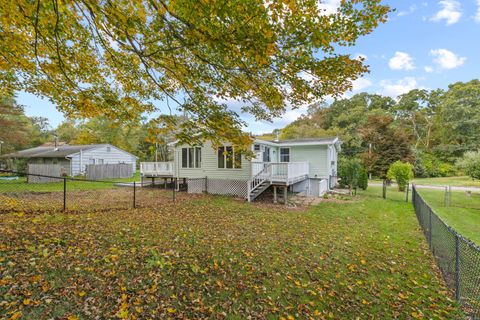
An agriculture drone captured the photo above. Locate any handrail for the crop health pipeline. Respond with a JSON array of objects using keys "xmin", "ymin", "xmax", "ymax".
[
  {"xmin": 140, "ymin": 162, "xmax": 174, "ymax": 174},
  {"xmin": 250, "ymin": 163, "xmax": 271, "ymax": 194}
]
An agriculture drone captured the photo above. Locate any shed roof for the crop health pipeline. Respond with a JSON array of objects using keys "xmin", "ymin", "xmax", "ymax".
[{"xmin": 2, "ymin": 144, "xmax": 110, "ymax": 158}]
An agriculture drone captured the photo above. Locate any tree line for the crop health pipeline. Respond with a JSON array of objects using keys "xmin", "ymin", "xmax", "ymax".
[
  {"xmin": 279, "ymin": 79, "xmax": 480, "ymax": 180},
  {"xmin": 0, "ymin": 96, "xmax": 175, "ymax": 162}
]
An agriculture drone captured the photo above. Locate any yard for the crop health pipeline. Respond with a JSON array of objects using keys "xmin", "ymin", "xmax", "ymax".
[{"xmin": 0, "ymin": 190, "xmax": 462, "ymax": 319}]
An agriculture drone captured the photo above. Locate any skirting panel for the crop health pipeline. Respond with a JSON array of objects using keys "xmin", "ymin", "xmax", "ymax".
[{"xmin": 187, "ymin": 178, "xmax": 248, "ymax": 199}]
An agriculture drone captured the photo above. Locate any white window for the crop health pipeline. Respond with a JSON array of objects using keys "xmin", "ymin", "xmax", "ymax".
[
  {"xmin": 218, "ymin": 146, "xmax": 241, "ymax": 169},
  {"xmin": 263, "ymin": 146, "xmax": 270, "ymax": 162},
  {"xmin": 254, "ymin": 144, "xmax": 261, "ymax": 151},
  {"xmin": 182, "ymin": 147, "xmax": 201, "ymax": 168},
  {"xmin": 280, "ymin": 148, "xmax": 290, "ymax": 162}
]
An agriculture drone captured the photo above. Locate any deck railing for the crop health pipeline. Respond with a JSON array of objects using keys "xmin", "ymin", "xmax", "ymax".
[
  {"xmin": 140, "ymin": 162, "xmax": 174, "ymax": 176},
  {"xmin": 251, "ymin": 162, "xmax": 309, "ymax": 184}
]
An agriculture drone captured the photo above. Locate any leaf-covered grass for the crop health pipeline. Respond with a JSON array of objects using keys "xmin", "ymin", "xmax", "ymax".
[
  {"xmin": 0, "ymin": 191, "xmax": 462, "ymax": 319},
  {"xmin": 416, "ymin": 188, "xmax": 480, "ymax": 245}
]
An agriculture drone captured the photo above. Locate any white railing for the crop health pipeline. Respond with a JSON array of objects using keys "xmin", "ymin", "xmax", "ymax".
[
  {"xmin": 249, "ymin": 163, "xmax": 271, "ymax": 197},
  {"xmin": 140, "ymin": 162, "xmax": 174, "ymax": 176},
  {"xmin": 251, "ymin": 162, "xmax": 309, "ymax": 184}
]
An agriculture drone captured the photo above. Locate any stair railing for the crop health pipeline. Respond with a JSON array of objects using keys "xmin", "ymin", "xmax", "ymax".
[{"xmin": 248, "ymin": 163, "xmax": 272, "ymax": 201}]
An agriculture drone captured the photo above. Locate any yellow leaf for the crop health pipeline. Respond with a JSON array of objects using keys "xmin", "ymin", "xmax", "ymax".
[
  {"xmin": 167, "ymin": 307, "xmax": 176, "ymax": 313},
  {"xmin": 23, "ymin": 299, "xmax": 31, "ymax": 305},
  {"xmin": 9, "ymin": 312, "xmax": 22, "ymax": 320}
]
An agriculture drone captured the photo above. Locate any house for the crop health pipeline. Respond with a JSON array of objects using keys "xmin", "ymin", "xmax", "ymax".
[
  {"xmin": 2, "ymin": 143, "xmax": 137, "ymax": 176},
  {"xmin": 141, "ymin": 137, "xmax": 341, "ymax": 202}
]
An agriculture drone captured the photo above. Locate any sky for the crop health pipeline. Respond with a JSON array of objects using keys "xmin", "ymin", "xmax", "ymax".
[{"xmin": 17, "ymin": 0, "xmax": 480, "ymax": 134}]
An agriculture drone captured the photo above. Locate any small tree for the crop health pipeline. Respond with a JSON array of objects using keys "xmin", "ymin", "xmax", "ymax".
[
  {"xmin": 358, "ymin": 167, "xmax": 368, "ymax": 190},
  {"xmin": 457, "ymin": 151, "xmax": 480, "ymax": 180},
  {"xmin": 387, "ymin": 161, "xmax": 414, "ymax": 192},
  {"xmin": 339, "ymin": 158, "xmax": 366, "ymax": 194}
]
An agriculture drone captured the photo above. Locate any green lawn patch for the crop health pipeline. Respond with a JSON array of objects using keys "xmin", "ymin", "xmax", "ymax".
[
  {"xmin": 416, "ymin": 188, "xmax": 480, "ymax": 245},
  {"xmin": 413, "ymin": 176, "xmax": 480, "ymax": 187},
  {"xmin": 0, "ymin": 191, "xmax": 461, "ymax": 319}
]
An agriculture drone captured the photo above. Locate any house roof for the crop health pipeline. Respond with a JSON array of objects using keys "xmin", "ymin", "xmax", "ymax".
[
  {"xmin": 254, "ymin": 137, "xmax": 340, "ymax": 147},
  {"xmin": 0, "ymin": 144, "xmax": 136, "ymax": 159}
]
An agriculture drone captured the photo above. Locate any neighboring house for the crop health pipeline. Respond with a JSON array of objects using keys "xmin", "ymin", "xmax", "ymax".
[
  {"xmin": 141, "ymin": 137, "xmax": 341, "ymax": 202},
  {"xmin": 2, "ymin": 144, "xmax": 137, "ymax": 176}
]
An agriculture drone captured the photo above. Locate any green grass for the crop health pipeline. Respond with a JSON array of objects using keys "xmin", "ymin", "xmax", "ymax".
[
  {"xmin": 0, "ymin": 171, "xmax": 142, "ymax": 193},
  {"xmin": 0, "ymin": 190, "xmax": 462, "ymax": 319},
  {"xmin": 413, "ymin": 176, "xmax": 480, "ymax": 187},
  {"xmin": 416, "ymin": 188, "xmax": 480, "ymax": 245}
]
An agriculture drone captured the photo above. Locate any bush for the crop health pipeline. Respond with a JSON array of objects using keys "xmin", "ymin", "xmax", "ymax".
[
  {"xmin": 387, "ymin": 161, "xmax": 414, "ymax": 192},
  {"xmin": 358, "ymin": 167, "xmax": 368, "ymax": 190},
  {"xmin": 414, "ymin": 151, "xmax": 457, "ymax": 178},
  {"xmin": 457, "ymin": 151, "xmax": 480, "ymax": 180},
  {"xmin": 338, "ymin": 157, "xmax": 367, "ymax": 193}
]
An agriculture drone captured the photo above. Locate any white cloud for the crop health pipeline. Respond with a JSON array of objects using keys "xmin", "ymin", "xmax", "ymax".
[
  {"xmin": 388, "ymin": 51, "xmax": 416, "ymax": 71},
  {"xmin": 398, "ymin": 5, "xmax": 417, "ymax": 16},
  {"xmin": 424, "ymin": 66, "xmax": 434, "ymax": 73},
  {"xmin": 430, "ymin": 49, "xmax": 466, "ymax": 69},
  {"xmin": 379, "ymin": 77, "xmax": 419, "ymax": 98},
  {"xmin": 317, "ymin": 0, "xmax": 341, "ymax": 15},
  {"xmin": 475, "ymin": 0, "xmax": 480, "ymax": 22},
  {"xmin": 351, "ymin": 78, "xmax": 372, "ymax": 92},
  {"xmin": 430, "ymin": 0, "xmax": 462, "ymax": 25}
]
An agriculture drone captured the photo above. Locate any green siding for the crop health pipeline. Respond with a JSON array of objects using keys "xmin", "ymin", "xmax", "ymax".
[
  {"xmin": 175, "ymin": 141, "xmax": 251, "ymax": 180},
  {"xmin": 289, "ymin": 145, "xmax": 329, "ymax": 178}
]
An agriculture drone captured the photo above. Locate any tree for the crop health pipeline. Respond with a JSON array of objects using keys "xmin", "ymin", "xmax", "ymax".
[
  {"xmin": 0, "ymin": 96, "xmax": 35, "ymax": 154},
  {"xmin": 434, "ymin": 80, "xmax": 480, "ymax": 160},
  {"xmin": 0, "ymin": 0, "xmax": 390, "ymax": 150},
  {"xmin": 457, "ymin": 151, "xmax": 480, "ymax": 180},
  {"xmin": 387, "ymin": 161, "xmax": 413, "ymax": 192},
  {"xmin": 338, "ymin": 157, "xmax": 365, "ymax": 194},
  {"xmin": 360, "ymin": 115, "xmax": 414, "ymax": 178}
]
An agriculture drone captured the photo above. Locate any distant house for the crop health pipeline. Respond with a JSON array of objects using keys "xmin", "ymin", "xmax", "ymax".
[{"xmin": 1, "ymin": 144, "xmax": 137, "ymax": 176}]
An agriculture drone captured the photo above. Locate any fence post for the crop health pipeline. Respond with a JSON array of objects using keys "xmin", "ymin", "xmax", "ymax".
[
  {"xmin": 455, "ymin": 234, "xmax": 461, "ymax": 302},
  {"xmin": 428, "ymin": 209, "xmax": 432, "ymax": 250},
  {"xmin": 405, "ymin": 183, "xmax": 409, "ymax": 202},
  {"xmin": 382, "ymin": 180, "xmax": 386, "ymax": 199},
  {"xmin": 205, "ymin": 176, "xmax": 208, "ymax": 194},
  {"xmin": 63, "ymin": 178, "xmax": 67, "ymax": 211},
  {"xmin": 444, "ymin": 186, "xmax": 448, "ymax": 207},
  {"xmin": 173, "ymin": 178, "xmax": 176, "ymax": 203},
  {"xmin": 133, "ymin": 182, "xmax": 136, "ymax": 209}
]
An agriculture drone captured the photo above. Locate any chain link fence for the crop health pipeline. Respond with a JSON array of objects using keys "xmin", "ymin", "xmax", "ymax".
[
  {"xmin": 412, "ymin": 185, "xmax": 480, "ymax": 319},
  {"xmin": 0, "ymin": 170, "xmax": 179, "ymax": 213}
]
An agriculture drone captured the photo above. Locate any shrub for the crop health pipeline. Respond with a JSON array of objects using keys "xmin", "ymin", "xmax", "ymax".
[
  {"xmin": 358, "ymin": 167, "xmax": 368, "ymax": 190},
  {"xmin": 338, "ymin": 157, "xmax": 367, "ymax": 193},
  {"xmin": 414, "ymin": 151, "xmax": 457, "ymax": 178},
  {"xmin": 387, "ymin": 161, "xmax": 414, "ymax": 192},
  {"xmin": 457, "ymin": 151, "xmax": 480, "ymax": 180}
]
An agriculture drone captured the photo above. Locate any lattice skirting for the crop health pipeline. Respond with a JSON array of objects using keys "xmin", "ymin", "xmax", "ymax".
[{"xmin": 187, "ymin": 178, "xmax": 248, "ymax": 199}]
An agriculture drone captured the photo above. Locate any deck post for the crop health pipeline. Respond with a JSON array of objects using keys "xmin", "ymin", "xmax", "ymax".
[
  {"xmin": 283, "ymin": 186, "xmax": 287, "ymax": 205},
  {"xmin": 273, "ymin": 186, "xmax": 277, "ymax": 203},
  {"xmin": 164, "ymin": 178, "xmax": 167, "ymax": 189}
]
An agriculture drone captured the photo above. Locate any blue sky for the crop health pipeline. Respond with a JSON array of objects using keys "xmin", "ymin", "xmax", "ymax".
[{"xmin": 18, "ymin": 0, "xmax": 480, "ymax": 134}]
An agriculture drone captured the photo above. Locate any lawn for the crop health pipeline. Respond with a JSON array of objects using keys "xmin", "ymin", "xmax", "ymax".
[
  {"xmin": 0, "ymin": 191, "xmax": 462, "ymax": 319},
  {"xmin": 415, "ymin": 188, "xmax": 480, "ymax": 245},
  {"xmin": 0, "ymin": 171, "xmax": 142, "ymax": 193},
  {"xmin": 413, "ymin": 176, "xmax": 480, "ymax": 187}
]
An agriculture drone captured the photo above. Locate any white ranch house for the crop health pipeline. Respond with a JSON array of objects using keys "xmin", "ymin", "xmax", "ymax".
[
  {"xmin": 3, "ymin": 144, "xmax": 137, "ymax": 176},
  {"xmin": 141, "ymin": 137, "xmax": 341, "ymax": 202}
]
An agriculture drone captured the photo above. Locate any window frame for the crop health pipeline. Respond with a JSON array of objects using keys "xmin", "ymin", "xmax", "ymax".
[
  {"xmin": 279, "ymin": 147, "xmax": 290, "ymax": 163},
  {"xmin": 182, "ymin": 147, "xmax": 202, "ymax": 169},
  {"xmin": 218, "ymin": 146, "xmax": 242, "ymax": 169}
]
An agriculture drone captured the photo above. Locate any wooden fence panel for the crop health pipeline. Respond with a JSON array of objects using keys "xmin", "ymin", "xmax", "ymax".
[
  {"xmin": 86, "ymin": 164, "xmax": 133, "ymax": 180},
  {"xmin": 27, "ymin": 164, "xmax": 63, "ymax": 183}
]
